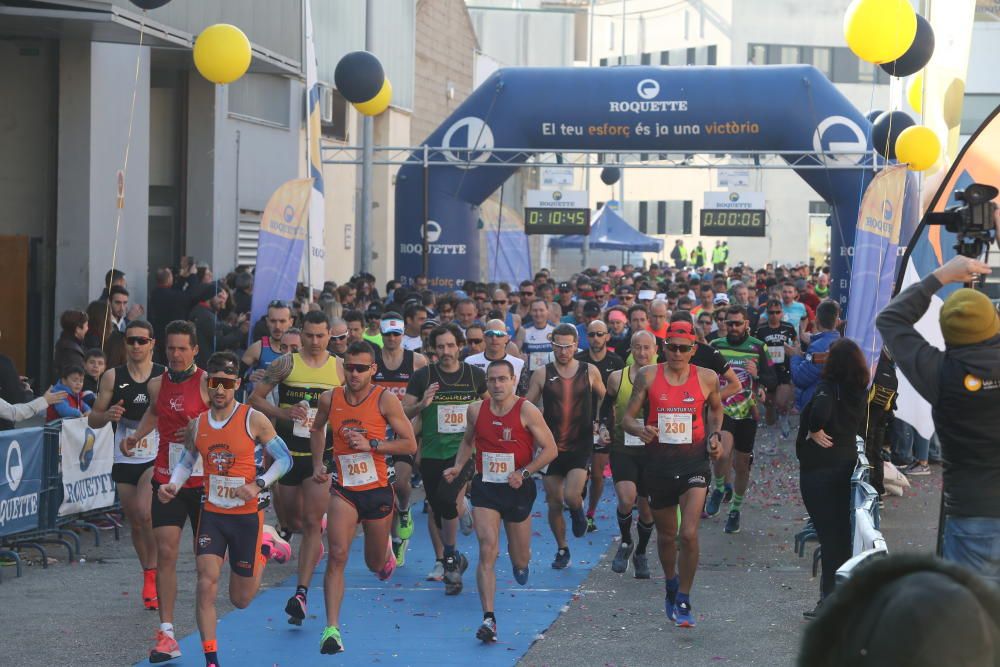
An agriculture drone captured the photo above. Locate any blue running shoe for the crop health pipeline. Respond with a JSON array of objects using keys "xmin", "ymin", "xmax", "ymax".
[
  {"xmin": 724, "ymin": 509, "xmax": 741, "ymax": 534},
  {"xmin": 674, "ymin": 600, "xmax": 696, "ymax": 628},
  {"xmin": 513, "ymin": 565, "xmax": 529, "ymax": 585},
  {"xmin": 705, "ymin": 488, "xmax": 724, "ymax": 517},
  {"xmin": 551, "ymin": 548, "xmax": 570, "ymax": 569},
  {"xmin": 665, "ymin": 578, "xmax": 679, "ymax": 622},
  {"xmin": 569, "ymin": 508, "xmax": 588, "ymax": 538}
]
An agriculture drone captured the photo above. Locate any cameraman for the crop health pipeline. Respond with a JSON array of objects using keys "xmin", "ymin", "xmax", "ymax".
[{"xmin": 876, "ymin": 252, "xmax": 1000, "ymax": 583}]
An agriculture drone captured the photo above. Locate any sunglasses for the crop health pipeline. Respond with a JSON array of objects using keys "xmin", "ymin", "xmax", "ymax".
[
  {"xmin": 330, "ymin": 333, "xmax": 348, "ymax": 341},
  {"xmin": 484, "ymin": 330, "xmax": 508, "ymax": 338},
  {"xmin": 520, "ymin": 291, "xmax": 535, "ymax": 297},
  {"xmin": 665, "ymin": 343, "xmax": 693, "ymax": 353},
  {"xmin": 126, "ymin": 336, "xmax": 151, "ymax": 346},
  {"xmin": 768, "ymin": 310, "xmax": 783, "ymax": 315},
  {"xmin": 268, "ymin": 300, "xmax": 291, "ymax": 309},
  {"xmin": 726, "ymin": 320, "xmax": 746, "ymax": 327},
  {"xmin": 552, "ymin": 342, "xmax": 575, "ymax": 349},
  {"xmin": 207, "ymin": 377, "xmax": 238, "ymax": 390},
  {"xmin": 344, "ymin": 363, "xmax": 372, "ymax": 374},
  {"xmin": 466, "ymin": 338, "xmax": 484, "ymax": 345},
  {"xmin": 587, "ymin": 331, "xmax": 607, "ymax": 338},
  {"xmin": 619, "ymin": 294, "xmax": 635, "ymax": 300},
  {"xmin": 492, "ymin": 299, "xmax": 508, "ymax": 305},
  {"xmin": 381, "ymin": 331, "xmax": 402, "ymax": 337},
  {"xmin": 699, "ymin": 320, "xmax": 713, "ymax": 326}
]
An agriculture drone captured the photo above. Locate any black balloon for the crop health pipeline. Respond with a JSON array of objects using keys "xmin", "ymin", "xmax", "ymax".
[
  {"xmin": 600, "ymin": 167, "xmax": 621, "ymax": 185},
  {"xmin": 129, "ymin": 0, "xmax": 172, "ymax": 9},
  {"xmin": 866, "ymin": 109, "xmax": 884, "ymax": 123},
  {"xmin": 334, "ymin": 51, "xmax": 385, "ymax": 105},
  {"xmin": 880, "ymin": 15, "xmax": 934, "ymax": 78},
  {"xmin": 871, "ymin": 110, "xmax": 915, "ymax": 160}
]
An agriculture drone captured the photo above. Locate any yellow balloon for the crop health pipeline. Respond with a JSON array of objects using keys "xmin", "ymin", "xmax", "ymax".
[
  {"xmin": 354, "ymin": 78, "xmax": 392, "ymax": 116},
  {"xmin": 193, "ymin": 24, "xmax": 252, "ymax": 85},
  {"xmin": 943, "ymin": 78, "xmax": 965, "ymax": 129},
  {"xmin": 907, "ymin": 72, "xmax": 923, "ymax": 112},
  {"xmin": 843, "ymin": 0, "xmax": 917, "ymax": 64},
  {"xmin": 895, "ymin": 125, "xmax": 940, "ymax": 171}
]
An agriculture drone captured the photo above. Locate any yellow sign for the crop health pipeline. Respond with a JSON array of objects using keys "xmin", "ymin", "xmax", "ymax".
[
  {"xmin": 261, "ymin": 178, "xmax": 312, "ymax": 241},
  {"xmin": 857, "ymin": 165, "xmax": 907, "ymax": 244}
]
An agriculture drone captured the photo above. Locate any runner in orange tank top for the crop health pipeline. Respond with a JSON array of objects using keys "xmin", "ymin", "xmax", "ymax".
[
  {"xmin": 624, "ymin": 321, "xmax": 725, "ymax": 630},
  {"xmin": 308, "ymin": 341, "xmax": 417, "ymax": 656},
  {"xmin": 157, "ymin": 352, "xmax": 294, "ymax": 667},
  {"xmin": 444, "ymin": 358, "xmax": 557, "ymax": 643}
]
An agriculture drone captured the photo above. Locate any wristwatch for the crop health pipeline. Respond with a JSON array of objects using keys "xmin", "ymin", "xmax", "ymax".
[
  {"xmin": 369, "ymin": 438, "xmax": 380, "ymax": 451},
  {"xmin": 255, "ymin": 477, "xmax": 266, "ymax": 490},
  {"xmin": 520, "ymin": 468, "xmax": 531, "ymax": 480}
]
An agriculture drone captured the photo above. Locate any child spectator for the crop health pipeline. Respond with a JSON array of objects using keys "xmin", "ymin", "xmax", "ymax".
[
  {"xmin": 47, "ymin": 365, "xmax": 91, "ymax": 423},
  {"xmin": 83, "ymin": 348, "xmax": 106, "ymax": 395}
]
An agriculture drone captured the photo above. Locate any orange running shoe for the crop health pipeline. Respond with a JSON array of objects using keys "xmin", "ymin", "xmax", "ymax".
[{"xmin": 149, "ymin": 630, "xmax": 181, "ymax": 663}]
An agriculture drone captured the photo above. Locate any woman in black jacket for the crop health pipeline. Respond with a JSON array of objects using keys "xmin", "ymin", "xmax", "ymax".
[
  {"xmin": 796, "ymin": 337, "xmax": 869, "ymax": 612},
  {"xmin": 52, "ymin": 309, "xmax": 88, "ymax": 382}
]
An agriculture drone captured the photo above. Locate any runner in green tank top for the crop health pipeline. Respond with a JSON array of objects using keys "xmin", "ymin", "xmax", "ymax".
[
  {"xmin": 403, "ymin": 323, "xmax": 487, "ymax": 595},
  {"xmin": 604, "ymin": 330, "xmax": 658, "ymax": 578}
]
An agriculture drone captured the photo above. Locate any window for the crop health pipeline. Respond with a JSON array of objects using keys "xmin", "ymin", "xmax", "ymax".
[
  {"xmin": 961, "ymin": 94, "xmax": 1000, "ymax": 135},
  {"xmin": 779, "ymin": 46, "xmax": 800, "ymax": 64},
  {"xmin": 857, "ymin": 58, "xmax": 876, "ymax": 83},
  {"xmin": 811, "ymin": 47, "xmax": 832, "ymax": 78},
  {"xmin": 660, "ymin": 50, "xmax": 670, "ymax": 65},
  {"xmin": 707, "ymin": 45, "xmax": 717, "ymax": 66},
  {"xmin": 320, "ymin": 86, "xmax": 349, "ymax": 142},
  {"xmin": 657, "ymin": 201, "xmax": 667, "ymax": 235},
  {"xmin": 809, "ymin": 201, "xmax": 832, "ymax": 215},
  {"xmin": 638, "ymin": 201, "xmax": 649, "ymax": 233},
  {"xmin": 641, "ymin": 52, "xmax": 651, "ymax": 65},
  {"xmin": 687, "ymin": 47, "xmax": 697, "ymax": 65},
  {"xmin": 228, "ymin": 73, "xmax": 290, "ymax": 128},
  {"xmin": 682, "ymin": 201, "xmax": 693, "ymax": 235},
  {"xmin": 600, "ymin": 57, "xmax": 608, "ymax": 67},
  {"xmin": 748, "ymin": 44, "xmax": 766, "ymax": 65}
]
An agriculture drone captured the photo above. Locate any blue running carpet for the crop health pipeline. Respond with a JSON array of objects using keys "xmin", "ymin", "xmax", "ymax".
[{"xmin": 136, "ymin": 478, "xmax": 618, "ymax": 666}]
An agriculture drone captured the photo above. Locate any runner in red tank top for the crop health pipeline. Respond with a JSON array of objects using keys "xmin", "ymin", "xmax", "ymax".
[
  {"xmin": 308, "ymin": 340, "xmax": 417, "ymax": 657},
  {"xmin": 624, "ymin": 321, "xmax": 724, "ymax": 629},
  {"xmin": 444, "ymin": 358, "xmax": 557, "ymax": 643},
  {"xmin": 157, "ymin": 351, "xmax": 294, "ymax": 667},
  {"xmin": 121, "ymin": 320, "xmax": 211, "ymax": 664}
]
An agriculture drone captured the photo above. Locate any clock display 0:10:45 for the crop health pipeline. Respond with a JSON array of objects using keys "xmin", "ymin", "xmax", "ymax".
[{"xmin": 525, "ymin": 208, "xmax": 589, "ymax": 227}]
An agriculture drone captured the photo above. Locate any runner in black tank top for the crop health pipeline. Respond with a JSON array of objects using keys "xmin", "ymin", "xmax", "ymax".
[
  {"xmin": 524, "ymin": 323, "xmax": 607, "ymax": 570},
  {"xmin": 86, "ymin": 320, "xmax": 164, "ymax": 611}
]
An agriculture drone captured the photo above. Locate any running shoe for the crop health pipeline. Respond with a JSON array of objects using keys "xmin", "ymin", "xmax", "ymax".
[
  {"xmin": 285, "ymin": 592, "xmax": 307, "ymax": 626},
  {"xmin": 476, "ymin": 617, "xmax": 498, "ymax": 643},
  {"xmin": 904, "ymin": 462, "xmax": 931, "ymax": 476},
  {"xmin": 611, "ymin": 541, "xmax": 634, "ymax": 574},
  {"xmin": 569, "ymin": 507, "xmax": 588, "ymax": 538},
  {"xmin": 674, "ymin": 600, "xmax": 696, "ymax": 628},
  {"xmin": 460, "ymin": 504, "xmax": 474, "ymax": 536},
  {"xmin": 779, "ymin": 414, "xmax": 791, "ymax": 439},
  {"xmin": 586, "ymin": 516, "xmax": 598, "ymax": 533},
  {"xmin": 149, "ymin": 630, "xmax": 181, "ymax": 663},
  {"xmin": 410, "ymin": 470, "xmax": 423, "ymax": 488},
  {"xmin": 723, "ymin": 484, "xmax": 734, "ymax": 504},
  {"xmin": 724, "ymin": 510, "xmax": 741, "ymax": 534},
  {"xmin": 665, "ymin": 578, "xmax": 679, "ymax": 622},
  {"xmin": 513, "ymin": 565, "xmax": 530, "ymax": 585},
  {"xmin": 395, "ymin": 508, "xmax": 414, "ymax": 540},
  {"xmin": 376, "ymin": 537, "xmax": 397, "ymax": 581},
  {"xmin": 551, "ymin": 547, "xmax": 570, "ymax": 570},
  {"xmin": 803, "ymin": 600, "xmax": 823, "ymax": 619},
  {"xmin": 704, "ymin": 488, "xmax": 725, "ymax": 517},
  {"xmin": 426, "ymin": 559, "xmax": 445, "ymax": 581},
  {"xmin": 319, "ymin": 626, "xmax": 344, "ymax": 655},
  {"xmin": 393, "ymin": 538, "xmax": 409, "ymax": 567},
  {"xmin": 632, "ymin": 553, "xmax": 650, "ymax": 579},
  {"xmin": 142, "ymin": 569, "xmax": 158, "ymax": 611},
  {"xmin": 262, "ymin": 524, "xmax": 292, "ymax": 564},
  {"xmin": 443, "ymin": 552, "xmax": 468, "ymax": 595}
]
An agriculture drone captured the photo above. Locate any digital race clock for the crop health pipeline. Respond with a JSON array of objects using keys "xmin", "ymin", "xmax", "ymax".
[
  {"xmin": 699, "ymin": 209, "xmax": 766, "ymax": 237},
  {"xmin": 524, "ymin": 207, "xmax": 590, "ymax": 235}
]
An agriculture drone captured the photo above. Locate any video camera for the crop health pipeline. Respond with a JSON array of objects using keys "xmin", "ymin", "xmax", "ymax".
[{"xmin": 925, "ymin": 183, "xmax": 999, "ymax": 258}]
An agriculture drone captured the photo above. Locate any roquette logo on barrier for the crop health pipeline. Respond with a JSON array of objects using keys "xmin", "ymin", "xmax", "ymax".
[{"xmin": 5, "ymin": 440, "xmax": 23, "ymax": 493}]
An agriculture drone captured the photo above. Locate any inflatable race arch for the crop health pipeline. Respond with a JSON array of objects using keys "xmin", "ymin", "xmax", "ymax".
[{"xmin": 395, "ymin": 65, "xmax": 879, "ymax": 302}]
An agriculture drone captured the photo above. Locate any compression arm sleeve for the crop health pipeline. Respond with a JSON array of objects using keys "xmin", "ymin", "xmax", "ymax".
[
  {"xmin": 168, "ymin": 448, "xmax": 200, "ymax": 487},
  {"xmin": 260, "ymin": 435, "xmax": 293, "ymax": 487}
]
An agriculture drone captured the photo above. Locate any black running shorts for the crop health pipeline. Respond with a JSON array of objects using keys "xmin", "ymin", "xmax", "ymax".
[
  {"xmin": 471, "ymin": 475, "xmax": 537, "ymax": 523},
  {"xmin": 609, "ymin": 450, "xmax": 647, "ymax": 496},
  {"xmin": 543, "ymin": 449, "xmax": 590, "ymax": 477},
  {"xmin": 195, "ymin": 509, "xmax": 263, "ymax": 577},
  {"xmin": 419, "ymin": 456, "xmax": 475, "ymax": 526},
  {"xmin": 280, "ymin": 451, "xmax": 332, "ymax": 487},
  {"xmin": 643, "ymin": 461, "xmax": 710, "ymax": 510},
  {"xmin": 111, "ymin": 460, "xmax": 154, "ymax": 486},
  {"xmin": 151, "ymin": 483, "xmax": 202, "ymax": 531},
  {"xmin": 330, "ymin": 483, "xmax": 395, "ymax": 523},
  {"xmin": 722, "ymin": 416, "xmax": 758, "ymax": 454}
]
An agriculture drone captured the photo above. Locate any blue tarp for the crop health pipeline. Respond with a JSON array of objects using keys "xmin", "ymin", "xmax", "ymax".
[{"xmin": 549, "ymin": 205, "xmax": 663, "ymax": 253}]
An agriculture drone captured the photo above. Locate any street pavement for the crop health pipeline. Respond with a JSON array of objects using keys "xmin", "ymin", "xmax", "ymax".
[{"xmin": 0, "ymin": 420, "xmax": 942, "ymax": 667}]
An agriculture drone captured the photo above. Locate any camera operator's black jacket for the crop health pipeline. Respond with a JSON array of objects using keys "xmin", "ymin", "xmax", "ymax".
[{"xmin": 877, "ymin": 273, "xmax": 1000, "ymax": 519}]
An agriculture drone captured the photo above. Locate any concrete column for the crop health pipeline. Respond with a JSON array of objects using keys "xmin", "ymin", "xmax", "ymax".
[{"xmin": 56, "ymin": 41, "xmax": 151, "ymax": 317}]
